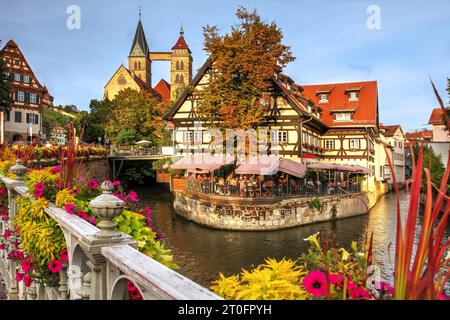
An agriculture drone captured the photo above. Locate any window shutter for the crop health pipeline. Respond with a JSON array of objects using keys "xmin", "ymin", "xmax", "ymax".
[
  {"xmin": 25, "ymin": 92, "xmax": 30, "ymax": 103},
  {"xmin": 26, "ymin": 113, "xmax": 30, "ymax": 123},
  {"xmin": 34, "ymin": 114, "xmax": 39, "ymax": 124}
]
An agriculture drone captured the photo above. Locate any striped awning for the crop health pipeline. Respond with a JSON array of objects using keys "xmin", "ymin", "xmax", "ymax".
[
  {"xmin": 279, "ymin": 158, "xmax": 307, "ymax": 178},
  {"xmin": 170, "ymin": 155, "xmax": 235, "ymax": 172},
  {"xmin": 235, "ymin": 156, "xmax": 279, "ymax": 175}
]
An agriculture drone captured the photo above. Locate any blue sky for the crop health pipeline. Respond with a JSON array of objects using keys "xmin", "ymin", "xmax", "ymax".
[{"xmin": 1, "ymin": 0, "xmax": 449, "ymax": 131}]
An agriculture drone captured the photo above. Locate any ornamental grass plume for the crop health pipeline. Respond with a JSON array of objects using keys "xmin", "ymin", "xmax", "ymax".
[{"xmin": 386, "ymin": 80, "xmax": 450, "ymax": 300}]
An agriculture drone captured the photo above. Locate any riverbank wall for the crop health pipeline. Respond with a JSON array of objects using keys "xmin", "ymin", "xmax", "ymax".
[
  {"xmin": 30, "ymin": 158, "xmax": 110, "ymax": 181},
  {"xmin": 173, "ymin": 191, "xmax": 373, "ymax": 231}
]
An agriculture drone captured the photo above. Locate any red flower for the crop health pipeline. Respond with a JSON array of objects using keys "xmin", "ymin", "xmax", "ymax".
[
  {"xmin": 127, "ymin": 281, "xmax": 136, "ymax": 292},
  {"xmin": 112, "ymin": 180, "xmax": 121, "ymax": 187},
  {"xmin": 64, "ymin": 204, "xmax": 76, "ymax": 214},
  {"xmin": 55, "ymin": 181, "xmax": 64, "ymax": 189},
  {"xmin": 50, "ymin": 165, "xmax": 61, "ymax": 174},
  {"xmin": 88, "ymin": 179, "xmax": 99, "ymax": 189},
  {"xmin": 16, "ymin": 250, "xmax": 25, "ymax": 260},
  {"xmin": 16, "ymin": 272, "xmax": 24, "ymax": 282},
  {"xmin": 60, "ymin": 250, "xmax": 69, "ymax": 262},
  {"xmin": 0, "ymin": 243, "xmax": 5, "ymax": 250},
  {"xmin": 23, "ymin": 275, "xmax": 32, "ymax": 287},
  {"xmin": 130, "ymin": 289, "xmax": 142, "ymax": 300},
  {"xmin": 21, "ymin": 259, "xmax": 32, "ymax": 273},
  {"xmin": 0, "ymin": 187, "xmax": 5, "ymax": 196},
  {"xmin": 350, "ymin": 286, "xmax": 371, "ymax": 300},
  {"xmin": 302, "ymin": 270, "xmax": 328, "ymax": 297},
  {"xmin": 48, "ymin": 259, "xmax": 63, "ymax": 273},
  {"xmin": 3, "ymin": 229, "xmax": 11, "ymax": 240},
  {"xmin": 88, "ymin": 217, "xmax": 97, "ymax": 225},
  {"xmin": 70, "ymin": 188, "xmax": 80, "ymax": 195}
]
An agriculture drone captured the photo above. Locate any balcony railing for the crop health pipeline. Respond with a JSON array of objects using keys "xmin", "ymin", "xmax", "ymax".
[
  {"xmin": 0, "ymin": 161, "xmax": 220, "ymax": 300},
  {"xmin": 185, "ymin": 178, "xmax": 362, "ymax": 199}
]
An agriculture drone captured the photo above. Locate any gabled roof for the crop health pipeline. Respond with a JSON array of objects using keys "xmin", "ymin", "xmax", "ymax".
[
  {"xmin": 379, "ymin": 124, "xmax": 403, "ymax": 137},
  {"xmin": 171, "ymin": 36, "xmax": 190, "ymax": 51},
  {"xmin": 302, "ymin": 81, "xmax": 378, "ymax": 128},
  {"xmin": 154, "ymin": 79, "xmax": 171, "ymax": 102},
  {"xmin": 405, "ymin": 129, "xmax": 433, "ymax": 141},
  {"xmin": 164, "ymin": 59, "xmax": 327, "ymax": 133},
  {"xmin": 428, "ymin": 107, "xmax": 450, "ymax": 125},
  {"xmin": 129, "ymin": 19, "xmax": 149, "ymax": 57}
]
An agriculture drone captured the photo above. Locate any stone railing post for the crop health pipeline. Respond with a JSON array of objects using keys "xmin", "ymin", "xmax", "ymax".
[
  {"xmin": 5, "ymin": 159, "xmax": 27, "ymax": 300},
  {"xmin": 58, "ymin": 261, "xmax": 69, "ymax": 300},
  {"xmin": 86, "ymin": 181, "xmax": 126, "ymax": 300},
  {"xmin": 76, "ymin": 272, "xmax": 91, "ymax": 300}
]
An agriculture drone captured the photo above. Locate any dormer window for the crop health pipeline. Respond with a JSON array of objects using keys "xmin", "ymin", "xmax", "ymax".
[
  {"xmin": 319, "ymin": 93, "xmax": 329, "ymax": 103},
  {"xmin": 335, "ymin": 112, "xmax": 352, "ymax": 121},
  {"xmin": 349, "ymin": 91, "xmax": 358, "ymax": 101}
]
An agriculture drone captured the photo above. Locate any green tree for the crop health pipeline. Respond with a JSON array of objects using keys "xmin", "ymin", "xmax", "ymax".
[
  {"xmin": 413, "ymin": 144, "xmax": 445, "ymax": 187},
  {"xmin": 73, "ymin": 99, "xmax": 112, "ymax": 143},
  {"xmin": 105, "ymin": 89, "xmax": 168, "ymax": 146},
  {"xmin": 198, "ymin": 7, "xmax": 295, "ymax": 129}
]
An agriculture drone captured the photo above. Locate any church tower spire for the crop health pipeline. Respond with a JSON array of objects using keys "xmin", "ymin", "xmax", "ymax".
[
  {"xmin": 170, "ymin": 24, "xmax": 192, "ymax": 100},
  {"xmin": 128, "ymin": 12, "xmax": 151, "ymax": 87}
]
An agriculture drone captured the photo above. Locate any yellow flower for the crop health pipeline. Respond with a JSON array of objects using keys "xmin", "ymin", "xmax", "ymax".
[
  {"xmin": 303, "ymin": 232, "xmax": 321, "ymax": 250},
  {"xmin": 55, "ymin": 189, "xmax": 77, "ymax": 208}
]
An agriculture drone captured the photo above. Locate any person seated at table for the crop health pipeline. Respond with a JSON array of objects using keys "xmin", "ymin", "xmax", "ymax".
[
  {"xmin": 239, "ymin": 176, "xmax": 247, "ymax": 197},
  {"xmin": 291, "ymin": 179, "xmax": 300, "ymax": 193},
  {"xmin": 218, "ymin": 177, "xmax": 225, "ymax": 194},
  {"xmin": 327, "ymin": 181, "xmax": 335, "ymax": 195},
  {"xmin": 306, "ymin": 179, "xmax": 314, "ymax": 194}
]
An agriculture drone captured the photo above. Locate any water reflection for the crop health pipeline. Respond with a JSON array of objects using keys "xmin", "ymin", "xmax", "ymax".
[{"xmin": 137, "ymin": 186, "xmax": 447, "ymax": 288}]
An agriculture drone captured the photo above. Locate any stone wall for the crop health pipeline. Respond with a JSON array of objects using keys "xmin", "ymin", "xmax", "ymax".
[{"xmin": 173, "ymin": 192, "xmax": 370, "ymax": 231}]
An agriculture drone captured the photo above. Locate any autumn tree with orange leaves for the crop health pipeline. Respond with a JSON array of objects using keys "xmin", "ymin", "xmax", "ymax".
[{"xmin": 197, "ymin": 7, "xmax": 295, "ymax": 130}]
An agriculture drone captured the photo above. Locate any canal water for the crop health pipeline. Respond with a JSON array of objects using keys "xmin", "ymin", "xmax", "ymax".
[{"xmin": 137, "ymin": 186, "xmax": 448, "ymax": 289}]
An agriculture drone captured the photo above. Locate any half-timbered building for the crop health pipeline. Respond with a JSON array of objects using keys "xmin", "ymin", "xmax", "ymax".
[{"xmin": 0, "ymin": 39, "xmax": 53, "ymax": 144}]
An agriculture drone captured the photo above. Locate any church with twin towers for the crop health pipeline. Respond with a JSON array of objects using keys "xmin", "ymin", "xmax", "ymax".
[{"xmin": 104, "ymin": 14, "xmax": 193, "ymax": 102}]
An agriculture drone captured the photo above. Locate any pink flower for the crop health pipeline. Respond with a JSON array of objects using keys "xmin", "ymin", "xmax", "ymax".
[
  {"xmin": 88, "ymin": 179, "xmax": 99, "ymax": 189},
  {"xmin": 113, "ymin": 193, "xmax": 126, "ymax": 202},
  {"xmin": 145, "ymin": 207, "xmax": 152, "ymax": 215},
  {"xmin": 21, "ymin": 259, "xmax": 32, "ymax": 273},
  {"xmin": 127, "ymin": 191, "xmax": 139, "ymax": 203},
  {"xmin": 60, "ymin": 250, "xmax": 69, "ymax": 262},
  {"xmin": 375, "ymin": 281, "xmax": 394, "ymax": 295},
  {"xmin": 127, "ymin": 281, "xmax": 136, "ymax": 292},
  {"xmin": 113, "ymin": 180, "xmax": 121, "ymax": 187},
  {"xmin": 88, "ymin": 217, "xmax": 97, "ymax": 225},
  {"xmin": 0, "ymin": 243, "xmax": 5, "ymax": 250},
  {"xmin": 0, "ymin": 187, "xmax": 5, "ymax": 196},
  {"xmin": 23, "ymin": 275, "xmax": 32, "ymax": 287},
  {"xmin": 439, "ymin": 293, "xmax": 450, "ymax": 300},
  {"xmin": 34, "ymin": 189, "xmax": 44, "ymax": 198},
  {"xmin": 70, "ymin": 188, "xmax": 80, "ymax": 195},
  {"xmin": 34, "ymin": 182, "xmax": 45, "ymax": 192},
  {"xmin": 302, "ymin": 270, "xmax": 328, "ymax": 297},
  {"xmin": 77, "ymin": 210, "xmax": 88, "ymax": 220},
  {"xmin": 50, "ymin": 165, "xmax": 61, "ymax": 174},
  {"xmin": 48, "ymin": 259, "xmax": 62, "ymax": 273},
  {"xmin": 16, "ymin": 272, "xmax": 24, "ymax": 282},
  {"xmin": 55, "ymin": 180, "xmax": 64, "ymax": 189},
  {"xmin": 64, "ymin": 204, "xmax": 76, "ymax": 214},
  {"xmin": 350, "ymin": 286, "xmax": 371, "ymax": 300}
]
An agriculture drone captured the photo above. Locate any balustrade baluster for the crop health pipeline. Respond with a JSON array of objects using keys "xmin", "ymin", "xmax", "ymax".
[
  {"xmin": 58, "ymin": 261, "xmax": 69, "ymax": 300},
  {"xmin": 76, "ymin": 272, "xmax": 91, "ymax": 300}
]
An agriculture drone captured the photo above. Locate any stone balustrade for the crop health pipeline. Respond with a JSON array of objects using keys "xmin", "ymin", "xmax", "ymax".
[{"xmin": 0, "ymin": 161, "xmax": 220, "ymax": 300}]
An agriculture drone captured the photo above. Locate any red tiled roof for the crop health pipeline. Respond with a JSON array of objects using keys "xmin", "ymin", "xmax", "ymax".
[
  {"xmin": 154, "ymin": 79, "xmax": 171, "ymax": 102},
  {"xmin": 379, "ymin": 124, "xmax": 401, "ymax": 137},
  {"xmin": 405, "ymin": 130, "xmax": 433, "ymax": 141},
  {"xmin": 428, "ymin": 107, "xmax": 450, "ymax": 125},
  {"xmin": 301, "ymin": 81, "xmax": 378, "ymax": 128},
  {"xmin": 171, "ymin": 36, "xmax": 189, "ymax": 50}
]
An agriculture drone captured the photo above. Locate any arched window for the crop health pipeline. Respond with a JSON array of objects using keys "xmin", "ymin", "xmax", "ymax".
[
  {"xmin": 138, "ymin": 61, "xmax": 141, "ymax": 70},
  {"xmin": 134, "ymin": 62, "xmax": 137, "ymax": 70},
  {"xmin": 179, "ymin": 74, "xmax": 184, "ymax": 84},
  {"xmin": 176, "ymin": 61, "xmax": 180, "ymax": 70},
  {"xmin": 180, "ymin": 61, "xmax": 184, "ymax": 70},
  {"xmin": 175, "ymin": 74, "xmax": 180, "ymax": 83}
]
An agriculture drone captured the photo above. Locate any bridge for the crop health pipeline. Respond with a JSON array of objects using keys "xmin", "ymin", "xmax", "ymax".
[
  {"xmin": 0, "ymin": 161, "xmax": 220, "ymax": 300},
  {"xmin": 108, "ymin": 147, "xmax": 172, "ymax": 180}
]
